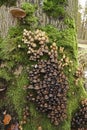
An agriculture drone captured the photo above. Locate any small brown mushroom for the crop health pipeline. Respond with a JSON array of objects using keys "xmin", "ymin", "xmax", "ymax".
[
  {"xmin": 38, "ymin": 126, "xmax": 42, "ymax": 130},
  {"xmin": 10, "ymin": 8, "xmax": 26, "ymax": 18}
]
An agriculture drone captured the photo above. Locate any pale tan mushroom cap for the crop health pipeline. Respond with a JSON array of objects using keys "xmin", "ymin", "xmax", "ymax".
[{"xmin": 10, "ymin": 8, "xmax": 26, "ymax": 18}]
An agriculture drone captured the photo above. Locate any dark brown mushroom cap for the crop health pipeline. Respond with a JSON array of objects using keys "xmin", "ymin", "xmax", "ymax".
[{"xmin": 10, "ymin": 8, "xmax": 26, "ymax": 18}]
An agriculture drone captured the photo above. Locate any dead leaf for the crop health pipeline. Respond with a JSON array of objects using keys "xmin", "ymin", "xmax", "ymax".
[{"xmin": 3, "ymin": 114, "xmax": 11, "ymax": 125}]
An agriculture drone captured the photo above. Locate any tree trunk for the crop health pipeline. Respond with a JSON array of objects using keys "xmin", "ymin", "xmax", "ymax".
[
  {"xmin": 0, "ymin": 0, "xmax": 77, "ymax": 38},
  {"xmin": 1, "ymin": 1, "xmax": 86, "ymax": 130}
]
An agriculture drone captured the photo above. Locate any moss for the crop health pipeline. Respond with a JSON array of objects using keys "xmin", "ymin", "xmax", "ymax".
[
  {"xmin": 8, "ymin": 26, "xmax": 23, "ymax": 38},
  {"xmin": 41, "ymin": 23, "xmax": 78, "ymax": 59},
  {"xmin": 21, "ymin": 2, "xmax": 37, "ymax": 14},
  {"xmin": 64, "ymin": 17, "xmax": 76, "ymax": 28},
  {"xmin": 0, "ymin": 0, "xmax": 16, "ymax": 7},
  {"xmin": 43, "ymin": 0, "xmax": 68, "ymax": 19},
  {"xmin": 21, "ymin": 2, "xmax": 38, "ymax": 29},
  {"xmin": 7, "ymin": 70, "xmax": 29, "ymax": 119},
  {"xmin": 24, "ymin": 104, "xmax": 58, "ymax": 130},
  {"xmin": 0, "ymin": 68, "xmax": 12, "ymax": 81}
]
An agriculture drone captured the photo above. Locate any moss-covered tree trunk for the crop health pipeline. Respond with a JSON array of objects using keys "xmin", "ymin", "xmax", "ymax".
[
  {"xmin": 0, "ymin": 0, "xmax": 77, "ymax": 37},
  {"xmin": 0, "ymin": 0, "xmax": 87, "ymax": 130}
]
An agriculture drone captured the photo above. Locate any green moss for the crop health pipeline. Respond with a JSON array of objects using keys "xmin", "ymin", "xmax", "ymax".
[
  {"xmin": 21, "ymin": 2, "xmax": 37, "ymax": 14},
  {"xmin": 7, "ymin": 70, "xmax": 29, "ymax": 119},
  {"xmin": 41, "ymin": 23, "xmax": 78, "ymax": 59},
  {"xmin": 0, "ymin": 68, "xmax": 12, "ymax": 81},
  {"xmin": 8, "ymin": 26, "xmax": 23, "ymax": 38},
  {"xmin": 64, "ymin": 17, "xmax": 76, "ymax": 28},
  {"xmin": 43, "ymin": 0, "xmax": 68, "ymax": 19},
  {"xmin": 24, "ymin": 104, "xmax": 58, "ymax": 130},
  {"xmin": 21, "ymin": 2, "xmax": 38, "ymax": 28},
  {"xmin": 0, "ymin": 0, "xmax": 16, "ymax": 7}
]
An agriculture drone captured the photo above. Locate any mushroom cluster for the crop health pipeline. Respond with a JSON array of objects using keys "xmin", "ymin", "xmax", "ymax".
[
  {"xmin": 22, "ymin": 29, "xmax": 69, "ymax": 126},
  {"xmin": 27, "ymin": 58, "xmax": 68, "ymax": 125},
  {"xmin": 71, "ymin": 99, "xmax": 87, "ymax": 130},
  {"xmin": 20, "ymin": 106, "xmax": 30, "ymax": 125},
  {"xmin": 74, "ymin": 67, "xmax": 83, "ymax": 86},
  {"xmin": 22, "ymin": 29, "xmax": 49, "ymax": 61},
  {"xmin": 75, "ymin": 67, "xmax": 83, "ymax": 78}
]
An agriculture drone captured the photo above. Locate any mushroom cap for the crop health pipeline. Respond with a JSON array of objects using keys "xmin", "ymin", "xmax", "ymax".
[
  {"xmin": 38, "ymin": 126, "xmax": 42, "ymax": 130},
  {"xmin": 10, "ymin": 8, "xmax": 26, "ymax": 18}
]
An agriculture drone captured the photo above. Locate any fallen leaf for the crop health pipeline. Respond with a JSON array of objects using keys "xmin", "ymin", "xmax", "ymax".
[{"xmin": 3, "ymin": 114, "xmax": 11, "ymax": 125}]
